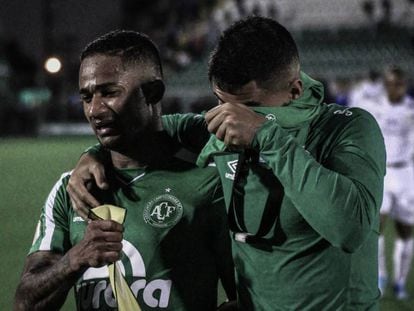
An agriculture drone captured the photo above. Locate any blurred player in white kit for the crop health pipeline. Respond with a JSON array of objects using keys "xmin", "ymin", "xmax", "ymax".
[
  {"xmin": 348, "ymin": 70, "xmax": 384, "ymax": 108},
  {"xmin": 356, "ymin": 66, "xmax": 414, "ymax": 299}
]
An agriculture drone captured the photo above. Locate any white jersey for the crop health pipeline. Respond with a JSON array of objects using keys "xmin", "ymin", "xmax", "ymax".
[
  {"xmin": 364, "ymin": 95, "xmax": 414, "ymax": 164},
  {"xmin": 348, "ymin": 80, "xmax": 384, "ymax": 109}
]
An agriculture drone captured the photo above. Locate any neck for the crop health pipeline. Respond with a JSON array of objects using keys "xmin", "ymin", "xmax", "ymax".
[
  {"xmin": 110, "ymin": 131, "xmax": 176, "ymax": 169},
  {"xmin": 389, "ymin": 95, "xmax": 404, "ymax": 104}
]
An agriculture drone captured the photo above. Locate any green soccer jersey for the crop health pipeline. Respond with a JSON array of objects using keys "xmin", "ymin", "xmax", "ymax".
[
  {"xmin": 162, "ymin": 74, "xmax": 386, "ymax": 310},
  {"xmin": 30, "ymin": 157, "xmax": 232, "ymax": 311}
]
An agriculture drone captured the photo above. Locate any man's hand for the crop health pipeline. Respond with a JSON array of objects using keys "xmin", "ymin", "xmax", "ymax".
[
  {"xmin": 205, "ymin": 103, "xmax": 266, "ymax": 148},
  {"xmin": 68, "ymin": 220, "xmax": 124, "ymax": 271},
  {"xmin": 14, "ymin": 220, "xmax": 123, "ymax": 310},
  {"xmin": 67, "ymin": 153, "xmax": 109, "ymax": 220}
]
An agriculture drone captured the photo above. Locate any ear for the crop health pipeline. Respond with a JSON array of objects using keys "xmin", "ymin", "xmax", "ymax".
[
  {"xmin": 141, "ymin": 79, "xmax": 165, "ymax": 105},
  {"xmin": 290, "ymin": 78, "xmax": 303, "ymax": 100}
]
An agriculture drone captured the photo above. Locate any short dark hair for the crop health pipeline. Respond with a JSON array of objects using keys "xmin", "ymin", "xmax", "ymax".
[
  {"xmin": 384, "ymin": 65, "xmax": 406, "ymax": 80},
  {"xmin": 208, "ymin": 16, "xmax": 299, "ymax": 92},
  {"xmin": 81, "ymin": 30, "xmax": 163, "ymax": 77}
]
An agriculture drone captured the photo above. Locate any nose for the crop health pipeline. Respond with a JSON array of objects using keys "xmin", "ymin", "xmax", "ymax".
[{"xmin": 87, "ymin": 95, "xmax": 107, "ymax": 118}]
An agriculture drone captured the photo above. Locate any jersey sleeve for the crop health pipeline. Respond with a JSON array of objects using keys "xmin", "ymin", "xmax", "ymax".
[
  {"xmin": 83, "ymin": 143, "xmax": 112, "ymax": 163},
  {"xmin": 83, "ymin": 114, "xmax": 209, "ymax": 157},
  {"xmin": 29, "ymin": 173, "xmax": 72, "ymax": 255},
  {"xmin": 252, "ymin": 108, "xmax": 386, "ymax": 252},
  {"xmin": 162, "ymin": 113, "xmax": 210, "ymax": 153}
]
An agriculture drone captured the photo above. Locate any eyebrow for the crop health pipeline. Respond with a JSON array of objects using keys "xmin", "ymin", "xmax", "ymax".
[
  {"xmin": 79, "ymin": 82, "xmax": 118, "ymax": 95},
  {"xmin": 213, "ymin": 92, "xmax": 260, "ymax": 107}
]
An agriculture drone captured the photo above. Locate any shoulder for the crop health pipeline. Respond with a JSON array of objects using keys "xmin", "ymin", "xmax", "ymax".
[
  {"xmin": 162, "ymin": 157, "xmax": 221, "ymax": 200},
  {"xmin": 310, "ymin": 104, "xmax": 385, "ymax": 170},
  {"xmin": 167, "ymin": 155, "xmax": 219, "ymax": 177},
  {"xmin": 162, "ymin": 113, "xmax": 205, "ymax": 127},
  {"xmin": 49, "ymin": 172, "xmax": 72, "ymax": 195},
  {"xmin": 47, "ymin": 172, "xmax": 71, "ymax": 194},
  {"xmin": 310, "ymin": 104, "xmax": 382, "ymax": 148},
  {"xmin": 43, "ymin": 172, "xmax": 72, "ymax": 213},
  {"xmin": 318, "ymin": 103, "xmax": 379, "ymax": 129}
]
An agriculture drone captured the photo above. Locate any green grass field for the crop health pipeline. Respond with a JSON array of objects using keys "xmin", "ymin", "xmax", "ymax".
[{"xmin": 0, "ymin": 136, "xmax": 413, "ymax": 310}]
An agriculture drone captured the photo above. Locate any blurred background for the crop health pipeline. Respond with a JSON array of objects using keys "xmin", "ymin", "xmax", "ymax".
[
  {"xmin": 0, "ymin": 0, "xmax": 413, "ymax": 310},
  {"xmin": 0, "ymin": 0, "xmax": 413, "ymax": 136}
]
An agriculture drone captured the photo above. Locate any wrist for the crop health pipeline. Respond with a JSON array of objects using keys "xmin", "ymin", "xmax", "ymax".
[
  {"xmin": 64, "ymin": 246, "xmax": 85, "ymax": 273},
  {"xmin": 250, "ymin": 120, "xmax": 276, "ymax": 150}
]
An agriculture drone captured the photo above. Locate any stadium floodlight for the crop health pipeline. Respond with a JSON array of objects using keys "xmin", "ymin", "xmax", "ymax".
[{"xmin": 44, "ymin": 57, "xmax": 62, "ymax": 74}]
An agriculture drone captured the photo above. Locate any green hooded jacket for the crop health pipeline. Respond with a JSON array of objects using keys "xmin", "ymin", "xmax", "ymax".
[{"xmin": 162, "ymin": 72, "xmax": 386, "ymax": 310}]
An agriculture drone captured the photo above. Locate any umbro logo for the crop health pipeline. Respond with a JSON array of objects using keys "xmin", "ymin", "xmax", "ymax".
[
  {"xmin": 227, "ymin": 160, "xmax": 238, "ymax": 173},
  {"xmin": 225, "ymin": 160, "xmax": 238, "ymax": 180},
  {"xmin": 333, "ymin": 108, "xmax": 353, "ymax": 116},
  {"xmin": 73, "ymin": 216, "xmax": 84, "ymax": 222}
]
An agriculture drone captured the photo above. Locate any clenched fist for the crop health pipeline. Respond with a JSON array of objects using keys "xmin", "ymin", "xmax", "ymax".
[
  {"xmin": 205, "ymin": 102, "xmax": 266, "ymax": 148},
  {"xmin": 67, "ymin": 220, "xmax": 123, "ymax": 271}
]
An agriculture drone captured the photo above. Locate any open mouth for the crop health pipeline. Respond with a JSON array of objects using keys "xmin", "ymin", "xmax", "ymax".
[{"xmin": 94, "ymin": 119, "xmax": 117, "ymax": 136}]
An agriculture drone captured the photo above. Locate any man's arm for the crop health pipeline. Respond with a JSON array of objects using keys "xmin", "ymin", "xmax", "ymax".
[
  {"xmin": 67, "ymin": 150, "xmax": 109, "ymax": 219},
  {"xmin": 251, "ymin": 108, "xmax": 385, "ymax": 252},
  {"xmin": 16, "ymin": 173, "xmax": 123, "ymax": 310},
  {"xmin": 14, "ymin": 220, "xmax": 123, "ymax": 311},
  {"xmin": 162, "ymin": 113, "xmax": 210, "ymax": 153},
  {"xmin": 205, "ymin": 103, "xmax": 386, "ymax": 252},
  {"xmin": 67, "ymin": 113, "xmax": 210, "ymax": 218},
  {"xmin": 14, "ymin": 251, "xmax": 80, "ymax": 311}
]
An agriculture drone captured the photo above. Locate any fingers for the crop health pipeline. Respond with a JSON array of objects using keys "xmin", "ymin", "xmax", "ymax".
[
  {"xmin": 88, "ymin": 220, "xmax": 124, "ymax": 233},
  {"xmin": 204, "ymin": 102, "xmax": 266, "ymax": 148},
  {"xmin": 88, "ymin": 251, "xmax": 122, "ymax": 267},
  {"xmin": 67, "ymin": 172, "xmax": 100, "ymax": 198},
  {"xmin": 72, "ymin": 180, "xmax": 101, "ymax": 207},
  {"xmin": 90, "ymin": 164, "xmax": 109, "ymax": 190},
  {"xmin": 205, "ymin": 104, "xmax": 243, "ymax": 145},
  {"xmin": 206, "ymin": 104, "xmax": 234, "ymax": 136},
  {"xmin": 67, "ymin": 181, "xmax": 100, "ymax": 220},
  {"xmin": 215, "ymin": 122, "xmax": 228, "ymax": 142},
  {"xmin": 205, "ymin": 104, "xmax": 223, "ymax": 124},
  {"xmin": 207, "ymin": 112, "xmax": 227, "ymax": 136},
  {"xmin": 70, "ymin": 220, "xmax": 124, "ymax": 270},
  {"xmin": 81, "ymin": 220, "xmax": 124, "ymax": 267},
  {"xmin": 67, "ymin": 152, "xmax": 108, "ymax": 219}
]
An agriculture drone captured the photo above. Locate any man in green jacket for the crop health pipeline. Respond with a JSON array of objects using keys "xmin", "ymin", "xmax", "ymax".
[{"xmin": 68, "ymin": 17, "xmax": 386, "ymax": 310}]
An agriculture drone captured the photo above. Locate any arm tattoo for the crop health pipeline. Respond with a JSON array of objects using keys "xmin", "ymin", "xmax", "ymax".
[{"xmin": 14, "ymin": 251, "xmax": 85, "ymax": 311}]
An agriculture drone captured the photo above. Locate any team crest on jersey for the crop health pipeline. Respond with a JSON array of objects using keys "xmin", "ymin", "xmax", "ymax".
[{"xmin": 143, "ymin": 193, "xmax": 183, "ymax": 228}]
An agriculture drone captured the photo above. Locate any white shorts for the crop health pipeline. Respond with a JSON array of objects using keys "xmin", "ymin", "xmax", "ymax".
[{"xmin": 381, "ymin": 164, "xmax": 414, "ymax": 225}]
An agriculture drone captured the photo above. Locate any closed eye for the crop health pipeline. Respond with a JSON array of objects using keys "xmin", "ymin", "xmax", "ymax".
[
  {"xmin": 101, "ymin": 89, "xmax": 121, "ymax": 97},
  {"xmin": 80, "ymin": 93, "xmax": 92, "ymax": 104}
]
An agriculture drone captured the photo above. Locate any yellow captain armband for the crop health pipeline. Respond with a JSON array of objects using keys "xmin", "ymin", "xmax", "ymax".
[{"xmin": 91, "ymin": 205, "xmax": 141, "ymax": 311}]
